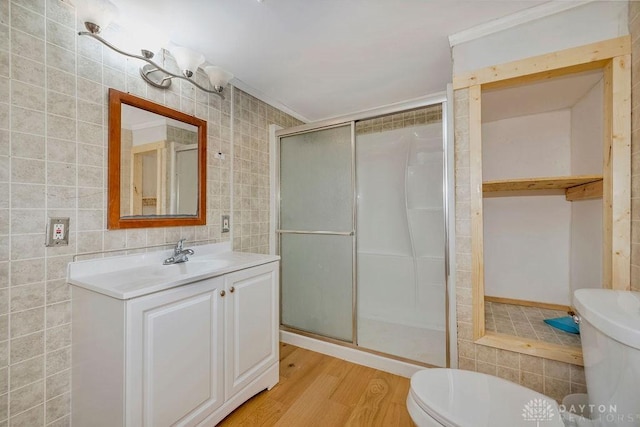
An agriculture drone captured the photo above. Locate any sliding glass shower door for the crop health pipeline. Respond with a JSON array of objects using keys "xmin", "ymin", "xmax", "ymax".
[{"xmin": 278, "ymin": 124, "xmax": 355, "ymax": 342}]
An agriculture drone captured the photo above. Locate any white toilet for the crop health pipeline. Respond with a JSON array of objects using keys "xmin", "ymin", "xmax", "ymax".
[{"xmin": 407, "ymin": 289, "xmax": 640, "ymax": 426}]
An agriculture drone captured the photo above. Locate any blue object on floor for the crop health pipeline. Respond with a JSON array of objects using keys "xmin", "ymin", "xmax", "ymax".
[{"xmin": 544, "ymin": 316, "xmax": 580, "ymax": 334}]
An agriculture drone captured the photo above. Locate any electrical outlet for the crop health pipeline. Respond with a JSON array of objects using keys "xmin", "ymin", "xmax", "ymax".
[
  {"xmin": 222, "ymin": 215, "xmax": 230, "ymax": 233},
  {"xmin": 46, "ymin": 217, "xmax": 70, "ymax": 247}
]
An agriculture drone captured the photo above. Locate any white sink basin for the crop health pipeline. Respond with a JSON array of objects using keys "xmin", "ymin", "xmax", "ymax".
[{"xmin": 151, "ymin": 259, "xmax": 232, "ymax": 277}]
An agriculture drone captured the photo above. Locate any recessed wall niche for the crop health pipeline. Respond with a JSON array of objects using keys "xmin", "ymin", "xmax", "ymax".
[{"xmin": 453, "ymin": 36, "xmax": 631, "ymax": 365}]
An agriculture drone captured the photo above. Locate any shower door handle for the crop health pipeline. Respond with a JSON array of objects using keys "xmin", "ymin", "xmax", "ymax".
[{"xmin": 276, "ymin": 230, "xmax": 354, "ymax": 236}]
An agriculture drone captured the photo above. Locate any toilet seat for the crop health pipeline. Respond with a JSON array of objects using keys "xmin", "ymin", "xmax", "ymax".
[{"xmin": 409, "ymin": 369, "xmax": 564, "ymax": 427}]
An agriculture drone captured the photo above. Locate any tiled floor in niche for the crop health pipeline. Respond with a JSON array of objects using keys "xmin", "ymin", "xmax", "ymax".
[{"xmin": 485, "ymin": 302, "xmax": 582, "ymax": 347}]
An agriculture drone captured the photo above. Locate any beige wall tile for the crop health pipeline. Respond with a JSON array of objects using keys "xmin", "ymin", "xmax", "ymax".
[
  {"xmin": 0, "ymin": 316, "xmax": 7, "ymax": 342},
  {"xmin": 45, "ymin": 20, "xmax": 73, "ymax": 49},
  {"xmin": 10, "ymin": 356, "xmax": 43, "ymax": 390},
  {"xmin": 9, "ymin": 380, "xmax": 43, "ymax": 415},
  {"xmin": 11, "ymin": 107, "xmax": 44, "ymax": 135},
  {"xmin": 496, "ymin": 366, "xmax": 519, "ymax": 384},
  {"xmin": 543, "ymin": 359, "xmax": 571, "ymax": 381},
  {"xmin": 11, "ymin": 133, "xmax": 44, "ymax": 160},
  {"xmin": 45, "ymin": 303, "xmax": 69, "ymax": 329},
  {"xmin": 44, "ymin": 347, "xmax": 68, "ymax": 377},
  {"xmin": 11, "ymin": 30, "xmax": 44, "ymax": 63},
  {"xmin": 0, "ymin": 368, "xmax": 6, "ymax": 395},
  {"xmin": 45, "ymin": 392, "xmax": 68, "ymax": 423},
  {"xmin": 10, "ymin": 308, "xmax": 44, "ymax": 338},
  {"xmin": 0, "ymin": 393, "xmax": 5, "ymax": 423},
  {"xmin": 45, "ymin": 370, "xmax": 68, "ymax": 400},
  {"xmin": 11, "ymin": 184, "xmax": 45, "ymax": 209},
  {"xmin": 46, "ymin": 68, "xmax": 74, "ymax": 96},
  {"xmin": 477, "ymin": 361, "xmax": 497, "ymax": 375},
  {"xmin": 45, "ymin": 324, "xmax": 69, "ymax": 353},
  {"xmin": 11, "ymin": 158, "xmax": 45, "ymax": 185},
  {"xmin": 9, "ymin": 403, "xmax": 43, "ymax": 426},
  {"xmin": 10, "ymin": 259, "xmax": 45, "ymax": 287},
  {"xmin": 520, "ymin": 371, "xmax": 544, "ymax": 394},
  {"xmin": 544, "ymin": 377, "xmax": 570, "ymax": 403},
  {"xmin": 46, "ymin": 92, "xmax": 75, "ymax": 119},
  {"xmin": 11, "ymin": 4, "xmax": 44, "ymax": 38},
  {"xmin": 11, "ymin": 80, "xmax": 44, "ymax": 111},
  {"xmin": 10, "ymin": 283, "xmax": 44, "ymax": 313}
]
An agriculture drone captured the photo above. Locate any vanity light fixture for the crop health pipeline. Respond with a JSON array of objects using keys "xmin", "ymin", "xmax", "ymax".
[{"xmin": 76, "ymin": 0, "xmax": 234, "ymax": 98}]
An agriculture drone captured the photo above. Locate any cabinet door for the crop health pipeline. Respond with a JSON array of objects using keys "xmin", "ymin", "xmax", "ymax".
[
  {"xmin": 127, "ymin": 277, "xmax": 225, "ymax": 427},
  {"xmin": 224, "ymin": 262, "xmax": 279, "ymax": 399}
]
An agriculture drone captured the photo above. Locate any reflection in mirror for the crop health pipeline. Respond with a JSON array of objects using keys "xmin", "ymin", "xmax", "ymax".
[
  {"xmin": 108, "ymin": 88, "xmax": 206, "ymax": 229},
  {"xmin": 120, "ymin": 105, "xmax": 199, "ymax": 217}
]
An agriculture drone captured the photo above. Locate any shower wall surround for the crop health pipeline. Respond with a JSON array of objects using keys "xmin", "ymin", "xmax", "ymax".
[{"xmin": 0, "ymin": 0, "xmax": 301, "ymax": 425}]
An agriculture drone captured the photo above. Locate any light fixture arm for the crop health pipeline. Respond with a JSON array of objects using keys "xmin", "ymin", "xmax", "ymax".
[{"xmin": 78, "ymin": 31, "xmax": 225, "ymax": 99}]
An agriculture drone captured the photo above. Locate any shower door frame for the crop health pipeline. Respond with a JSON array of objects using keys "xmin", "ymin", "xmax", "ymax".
[
  {"xmin": 276, "ymin": 122, "xmax": 358, "ymax": 344},
  {"xmin": 275, "ymin": 95, "xmax": 452, "ymax": 367}
]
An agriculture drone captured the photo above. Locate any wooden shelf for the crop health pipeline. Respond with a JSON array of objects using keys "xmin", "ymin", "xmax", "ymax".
[{"xmin": 483, "ymin": 175, "xmax": 603, "ymax": 201}]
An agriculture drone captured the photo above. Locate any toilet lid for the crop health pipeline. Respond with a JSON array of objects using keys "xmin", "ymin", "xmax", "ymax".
[{"xmin": 410, "ymin": 369, "xmax": 564, "ymax": 427}]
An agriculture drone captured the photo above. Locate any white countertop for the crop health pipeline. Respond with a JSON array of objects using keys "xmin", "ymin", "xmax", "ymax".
[{"xmin": 67, "ymin": 242, "xmax": 279, "ymax": 300}]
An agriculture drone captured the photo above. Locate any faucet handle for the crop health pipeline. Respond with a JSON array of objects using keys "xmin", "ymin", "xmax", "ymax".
[{"xmin": 175, "ymin": 238, "xmax": 186, "ymax": 253}]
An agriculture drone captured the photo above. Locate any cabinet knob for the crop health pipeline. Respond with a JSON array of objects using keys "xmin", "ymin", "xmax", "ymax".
[
  {"xmin": 220, "ymin": 290, "xmax": 226, "ymax": 297},
  {"xmin": 229, "ymin": 286, "xmax": 235, "ymax": 293}
]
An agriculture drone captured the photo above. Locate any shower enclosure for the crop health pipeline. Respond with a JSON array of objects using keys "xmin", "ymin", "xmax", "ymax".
[{"xmin": 277, "ymin": 103, "xmax": 448, "ymax": 367}]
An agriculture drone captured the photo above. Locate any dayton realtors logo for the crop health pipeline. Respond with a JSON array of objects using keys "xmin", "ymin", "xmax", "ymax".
[{"xmin": 522, "ymin": 398, "xmax": 556, "ymax": 426}]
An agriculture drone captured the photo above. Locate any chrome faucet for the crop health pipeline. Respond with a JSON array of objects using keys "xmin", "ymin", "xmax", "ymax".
[{"xmin": 163, "ymin": 239, "xmax": 195, "ymax": 265}]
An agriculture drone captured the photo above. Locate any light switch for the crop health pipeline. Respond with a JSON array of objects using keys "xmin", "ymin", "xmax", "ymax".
[
  {"xmin": 46, "ymin": 217, "xmax": 70, "ymax": 247},
  {"xmin": 222, "ymin": 215, "xmax": 230, "ymax": 233}
]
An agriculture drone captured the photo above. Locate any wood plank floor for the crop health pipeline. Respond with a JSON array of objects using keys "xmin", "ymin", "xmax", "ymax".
[{"xmin": 218, "ymin": 342, "xmax": 415, "ymax": 426}]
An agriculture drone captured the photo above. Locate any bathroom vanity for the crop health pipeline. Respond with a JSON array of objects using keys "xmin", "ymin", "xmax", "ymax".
[{"xmin": 67, "ymin": 243, "xmax": 280, "ymax": 427}]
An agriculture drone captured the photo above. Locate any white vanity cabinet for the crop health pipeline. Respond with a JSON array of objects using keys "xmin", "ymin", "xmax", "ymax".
[{"xmin": 70, "ymin": 247, "xmax": 279, "ymax": 427}]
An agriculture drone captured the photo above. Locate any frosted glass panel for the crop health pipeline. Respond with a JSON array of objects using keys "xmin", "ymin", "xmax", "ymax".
[
  {"xmin": 281, "ymin": 234, "xmax": 353, "ymax": 341},
  {"xmin": 280, "ymin": 126, "xmax": 353, "ymax": 231}
]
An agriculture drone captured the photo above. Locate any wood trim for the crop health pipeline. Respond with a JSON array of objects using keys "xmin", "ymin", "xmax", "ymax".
[
  {"xmin": 565, "ymin": 180, "xmax": 603, "ymax": 201},
  {"xmin": 453, "ymin": 36, "xmax": 630, "ymax": 89},
  {"xmin": 477, "ymin": 332, "xmax": 583, "ymax": 366},
  {"xmin": 484, "ymin": 296, "xmax": 571, "ymax": 313},
  {"xmin": 107, "ymin": 89, "xmax": 207, "ymax": 229},
  {"xmin": 603, "ymin": 60, "xmax": 613, "ymax": 289},
  {"xmin": 469, "ymin": 85, "xmax": 485, "ymax": 341},
  {"xmin": 610, "ymin": 55, "xmax": 631, "ymax": 290},
  {"xmin": 480, "ymin": 61, "xmax": 609, "ymax": 92},
  {"xmin": 483, "ymin": 175, "xmax": 602, "ymax": 193},
  {"xmin": 131, "ymin": 152, "xmax": 142, "ymax": 215}
]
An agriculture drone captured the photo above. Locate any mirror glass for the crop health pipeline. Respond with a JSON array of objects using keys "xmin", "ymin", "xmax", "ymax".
[
  {"xmin": 120, "ymin": 105, "xmax": 199, "ymax": 217},
  {"xmin": 108, "ymin": 89, "xmax": 207, "ymax": 229}
]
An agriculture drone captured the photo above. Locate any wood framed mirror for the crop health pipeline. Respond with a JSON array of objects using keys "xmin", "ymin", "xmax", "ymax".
[{"xmin": 108, "ymin": 88, "xmax": 207, "ymax": 229}]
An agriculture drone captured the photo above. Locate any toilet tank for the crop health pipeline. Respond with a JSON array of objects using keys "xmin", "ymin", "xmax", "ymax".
[{"xmin": 573, "ymin": 289, "xmax": 640, "ymax": 426}]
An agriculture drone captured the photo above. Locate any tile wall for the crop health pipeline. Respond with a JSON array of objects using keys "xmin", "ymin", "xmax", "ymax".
[
  {"xmin": 453, "ymin": 89, "xmax": 586, "ymax": 403},
  {"xmin": 630, "ymin": 1, "xmax": 640, "ymax": 292},
  {"xmin": 0, "ymin": 0, "xmax": 301, "ymax": 424},
  {"xmin": 232, "ymin": 90, "xmax": 302, "ymax": 254},
  {"xmin": 354, "ymin": 104, "xmax": 442, "ymax": 135}
]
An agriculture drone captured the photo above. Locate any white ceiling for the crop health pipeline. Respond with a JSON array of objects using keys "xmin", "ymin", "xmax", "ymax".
[{"xmin": 110, "ymin": 0, "xmax": 549, "ymax": 122}]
